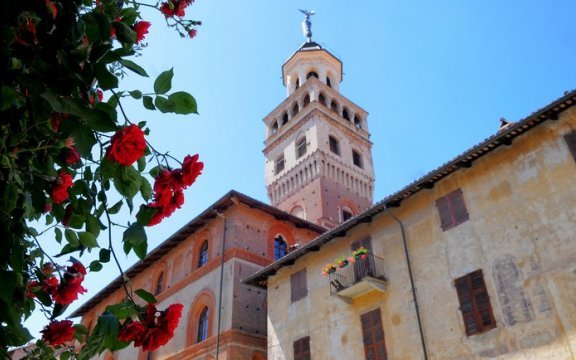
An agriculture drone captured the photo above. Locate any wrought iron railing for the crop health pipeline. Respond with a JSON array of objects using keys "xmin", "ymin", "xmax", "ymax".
[{"xmin": 328, "ymin": 253, "xmax": 386, "ymax": 295}]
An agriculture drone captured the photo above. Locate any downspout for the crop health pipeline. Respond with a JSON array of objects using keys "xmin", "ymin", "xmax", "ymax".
[
  {"xmin": 384, "ymin": 207, "xmax": 429, "ymax": 360},
  {"xmin": 213, "ymin": 210, "xmax": 228, "ymax": 360}
]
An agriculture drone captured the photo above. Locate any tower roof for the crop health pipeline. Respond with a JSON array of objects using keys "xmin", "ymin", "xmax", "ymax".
[{"xmin": 282, "ymin": 42, "xmax": 343, "ymax": 86}]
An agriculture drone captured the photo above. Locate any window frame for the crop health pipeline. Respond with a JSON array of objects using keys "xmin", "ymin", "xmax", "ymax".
[
  {"xmin": 197, "ymin": 306, "xmax": 209, "ymax": 343},
  {"xmin": 274, "ymin": 155, "xmax": 285, "ymax": 175},
  {"xmin": 435, "ymin": 188, "xmax": 469, "ymax": 231},
  {"xmin": 198, "ymin": 240, "xmax": 209, "ymax": 268},
  {"xmin": 274, "ymin": 236, "xmax": 287, "ymax": 260},
  {"xmin": 293, "ymin": 336, "xmax": 311, "ymax": 360},
  {"xmin": 290, "ymin": 268, "xmax": 307, "ymax": 303},
  {"xmin": 329, "ymin": 135, "xmax": 340, "ymax": 156},
  {"xmin": 296, "ymin": 137, "xmax": 307, "ymax": 159},
  {"xmin": 360, "ymin": 308, "xmax": 387, "ymax": 360},
  {"xmin": 352, "ymin": 149, "xmax": 363, "ymax": 168},
  {"xmin": 454, "ymin": 269, "xmax": 496, "ymax": 336}
]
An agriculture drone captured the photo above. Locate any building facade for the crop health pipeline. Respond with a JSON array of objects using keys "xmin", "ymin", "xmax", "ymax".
[{"xmin": 247, "ymin": 90, "xmax": 576, "ymax": 359}]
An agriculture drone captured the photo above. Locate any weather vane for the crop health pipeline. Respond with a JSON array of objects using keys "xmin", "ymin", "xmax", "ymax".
[{"xmin": 299, "ymin": 9, "xmax": 316, "ymax": 42}]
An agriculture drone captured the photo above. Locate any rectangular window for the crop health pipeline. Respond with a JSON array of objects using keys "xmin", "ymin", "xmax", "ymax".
[
  {"xmin": 296, "ymin": 137, "xmax": 307, "ymax": 158},
  {"xmin": 352, "ymin": 150, "xmax": 363, "ymax": 168},
  {"xmin": 329, "ymin": 136, "xmax": 340, "ymax": 155},
  {"xmin": 293, "ymin": 336, "xmax": 311, "ymax": 360},
  {"xmin": 291, "ymin": 269, "xmax": 307, "ymax": 303},
  {"xmin": 275, "ymin": 155, "xmax": 285, "ymax": 175},
  {"xmin": 564, "ymin": 130, "xmax": 576, "ymax": 163},
  {"xmin": 360, "ymin": 308, "xmax": 387, "ymax": 360},
  {"xmin": 435, "ymin": 188, "xmax": 469, "ymax": 231},
  {"xmin": 454, "ymin": 270, "xmax": 496, "ymax": 336}
]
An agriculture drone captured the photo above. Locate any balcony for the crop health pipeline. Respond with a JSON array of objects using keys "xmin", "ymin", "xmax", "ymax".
[{"xmin": 328, "ymin": 253, "xmax": 386, "ymax": 301}]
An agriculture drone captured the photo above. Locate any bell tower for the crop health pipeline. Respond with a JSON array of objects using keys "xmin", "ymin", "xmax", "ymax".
[{"xmin": 263, "ymin": 14, "xmax": 374, "ymax": 229}]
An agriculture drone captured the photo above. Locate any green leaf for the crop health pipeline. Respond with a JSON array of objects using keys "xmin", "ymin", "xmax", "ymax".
[
  {"xmin": 142, "ymin": 95, "xmax": 155, "ymax": 110},
  {"xmin": 105, "ymin": 298, "xmax": 136, "ymax": 319},
  {"xmin": 129, "ymin": 90, "xmax": 143, "ymax": 99},
  {"xmin": 4, "ymin": 183, "xmax": 19, "ymax": 213},
  {"xmin": 56, "ymin": 243, "xmax": 81, "ymax": 257},
  {"xmin": 89, "ymin": 261, "xmax": 103, "ymax": 272},
  {"xmin": 113, "ymin": 166, "xmax": 142, "ymax": 198},
  {"xmin": 86, "ymin": 215, "xmax": 101, "ymax": 238},
  {"xmin": 92, "ymin": 103, "xmax": 119, "ymax": 132},
  {"xmin": 71, "ymin": 124, "xmax": 97, "ymax": 158},
  {"xmin": 168, "ymin": 91, "xmax": 198, "ymax": 114},
  {"xmin": 94, "ymin": 63, "xmax": 118, "ymax": 90},
  {"xmin": 114, "ymin": 22, "xmax": 136, "ymax": 44},
  {"xmin": 64, "ymin": 229, "xmax": 79, "ymax": 246},
  {"xmin": 137, "ymin": 156, "xmax": 146, "ymax": 172},
  {"xmin": 100, "ymin": 158, "xmax": 121, "ymax": 180},
  {"xmin": 107, "ymin": 200, "xmax": 123, "ymax": 214},
  {"xmin": 140, "ymin": 178, "xmax": 152, "ymax": 201},
  {"xmin": 55, "ymin": 227, "xmax": 63, "ymax": 244},
  {"xmin": 154, "ymin": 96, "xmax": 175, "ymax": 113},
  {"xmin": 82, "ymin": 12, "xmax": 111, "ymax": 44},
  {"xmin": 79, "ymin": 232, "xmax": 98, "ymax": 248},
  {"xmin": 66, "ymin": 214, "xmax": 85, "ymax": 229},
  {"xmin": 136, "ymin": 205, "xmax": 156, "ymax": 226},
  {"xmin": 123, "ymin": 223, "xmax": 147, "ymax": 259},
  {"xmin": 135, "ymin": 289, "xmax": 157, "ymax": 304},
  {"xmin": 1, "ymin": 86, "xmax": 20, "ymax": 111},
  {"xmin": 119, "ymin": 59, "xmax": 148, "ymax": 77},
  {"xmin": 99, "ymin": 249, "xmax": 111, "ymax": 263},
  {"xmin": 153, "ymin": 68, "xmax": 173, "ymax": 94}
]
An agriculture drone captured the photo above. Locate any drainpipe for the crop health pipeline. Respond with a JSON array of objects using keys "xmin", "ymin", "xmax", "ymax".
[
  {"xmin": 384, "ymin": 207, "xmax": 429, "ymax": 360},
  {"xmin": 213, "ymin": 210, "xmax": 228, "ymax": 360}
]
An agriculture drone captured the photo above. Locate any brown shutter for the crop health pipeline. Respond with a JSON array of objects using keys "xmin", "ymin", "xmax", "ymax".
[
  {"xmin": 291, "ymin": 269, "xmax": 307, "ymax": 303},
  {"xmin": 435, "ymin": 196, "xmax": 453, "ymax": 230},
  {"xmin": 293, "ymin": 336, "xmax": 310, "ymax": 360},
  {"xmin": 450, "ymin": 189, "xmax": 469, "ymax": 224},
  {"xmin": 564, "ymin": 131, "xmax": 576, "ymax": 162},
  {"xmin": 455, "ymin": 270, "xmax": 496, "ymax": 336},
  {"xmin": 361, "ymin": 308, "xmax": 387, "ymax": 360}
]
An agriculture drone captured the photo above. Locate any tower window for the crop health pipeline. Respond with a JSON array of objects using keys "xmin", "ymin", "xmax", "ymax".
[
  {"xmin": 326, "ymin": 77, "xmax": 332, "ymax": 88},
  {"xmin": 295, "ymin": 78, "xmax": 300, "ymax": 90},
  {"xmin": 198, "ymin": 240, "xmax": 208, "ymax": 268},
  {"xmin": 330, "ymin": 101, "xmax": 338, "ymax": 113},
  {"xmin": 274, "ymin": 236, "xmax": 288, "ymax": 260},
  {"xmin": 303, "ymin": 94, "xmax": 310, "ymax": 107},
  {"xmin": 296, "ymin": 137, "xmax": 307, "ymax": 159},
  {"xmin": 282, "ymin": 112, "xmax": 288, "ymax": 125},
  {"xmin": 271, "ymin": 122, "xmax": 278, "ymax": 134},
  {"xmin": 197, "ymin": 307, "xmax": 209, "ymax": 342},
  {"xmin": 352, "ymin": 150, "xmax": 363, "ymax": 168},
  {"xmin": 318, "ymin": 93, "xmax": 326, "ymax": 106},
  {"xmin": 306, "ymin": 71, "xmax": 319, "ymax": 79},
  {"xmin": 292, "ymin": 103, "xmax": 299, "ymax": 117},
  {"xmin": 275, "ymin": 155, "xmax": 285, "ymax": 175},
  {"xmin": 329, "ymin": 136, "xmax": 340, "ymax": 155},
  {"xmin": 342, "ymin": 209, "xmax": 353, "ymax": 221},
  {"xmin": 354, "ymin": 115, "xmax": 362, "ymax": 129},
  {"xmin": 342, "ymin": 108, "xmax": 350, "ymax": 121}
]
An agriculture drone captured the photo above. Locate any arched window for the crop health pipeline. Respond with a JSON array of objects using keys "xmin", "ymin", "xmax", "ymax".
[
  {"xmin": 292, "ymin": 103, "xmax": 299, "ymax": 117},
  {"xmin": 318, "ymin": 93, "xmax": 326, "ymax": 105},
  {"xmin": 330, "ymin": 101, "xmax": 338, "ymax": 113},
  {"xmin": 354, "ymin": 115, "xmax": 362, "ymax": 129},
  {"xmin": 197, "ymin": 307, "xmax": 209, "ymax": 343},
  {"xmin": 295, "ymin": 78, "xmax": 300, "ymax": 90},
  {"xmin": 342, "ymin": 108, "xmax": 350, "ymax": 121},
  {"xmin": 274, "ymin": 236, "xmax": 287, "ymax": 260},
  {"xmin": 326, "ymin": 77, "xmax": 332, "ymax": 88},
  {"xmin": 282, "ymin": 112, "xmax": 288, "ymax": 125},
  {"xmin": 198, "ymin": 241, "xmax": 208, "ymax": 268},
  {"xmin": 342, "ymin": 208, "xmax": 353, "ymax": 222},
  {"xmin": 303, "ymin": 94, "xmax": 310, "ymax": 107},
  {"xmin": 155, "ymin": 271, "xmax": 164, "ymax": 295},
  {"xmin": 306, "ymin": 71, "xmax": 319, "ymax": 79},
  {"xmin": 271, "ymin": 122, "xmax": 278, "ymax": 134}
]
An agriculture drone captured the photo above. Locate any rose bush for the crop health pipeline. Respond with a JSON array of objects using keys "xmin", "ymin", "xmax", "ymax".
[{"xmin": 1, "ymin": 0, "xmax": 203, "ymax": 358}]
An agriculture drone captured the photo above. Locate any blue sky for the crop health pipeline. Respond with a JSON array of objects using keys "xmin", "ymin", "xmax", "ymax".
[{"xmin": 26, "ymin": 0, "xmax": 576, "ymax": 339}]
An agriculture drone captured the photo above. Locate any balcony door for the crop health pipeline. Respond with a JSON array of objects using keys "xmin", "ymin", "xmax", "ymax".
[{"xmin": 351, "ymin": 237, "xmax": 375, "ymax": 282}]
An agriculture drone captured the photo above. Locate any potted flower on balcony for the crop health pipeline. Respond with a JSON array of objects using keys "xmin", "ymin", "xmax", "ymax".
[
  {"xmin": 352, "ymin": 247, "xmax": 368, "ymax": 260},
  {"xmin": 322, "ymin": 263, "xmax": 337, "ymax": 277}
]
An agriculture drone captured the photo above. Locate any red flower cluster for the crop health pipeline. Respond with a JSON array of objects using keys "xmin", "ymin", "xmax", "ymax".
[
  {"xmin": 134, "ymin": 21, "xmax": 151, "ymax": 44},
  {"xmin": 50, "ymin": 171, "xmax": 74, "ymax": 204},
  {"xmin": 106, "ymin": 124, "xmax": 147, "ymax": 166},
  {"xmin": 160, "ymin": 0, "xmax": 194, "ymax": 18},
  {"xmin": 52, "ymin": 260, "xmax": 87, "ymax": 305},
  {"xmin": 147, "ymin": 154, "xmax": 203, "ymax": 226},
  {"xmin": 49, "ymin": 112, "xmax": 68, "ymax": 132},
  {"xmin": 41, "ymin": 320, "xmax": 76, "ymax": 346},
  {"xmin": 118, "ymin": 303, "xmax": 183, "ymax": 351}
]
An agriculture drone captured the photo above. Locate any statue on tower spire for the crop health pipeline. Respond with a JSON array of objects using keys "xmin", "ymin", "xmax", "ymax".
[{"xmin": 299, "ymin": 9, "xmax": 315, "ymax": 42}]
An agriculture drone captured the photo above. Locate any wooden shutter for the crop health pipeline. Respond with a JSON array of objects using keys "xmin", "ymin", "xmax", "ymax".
[
  {"xmin": 291, "ymin": 269, "xmax": 307, "ymax": 303},
  {"xmin": 293, "ymin": 336, "xmax": 311, "ymax": 360},
  {"xmin": 360, "ymin": 308, "xmax": 387, "ymax": 360},
  {"xmin": 435, "ymin": 196, "xmax": 453, "ymax": 230},
  {"xmin": 449, "ymin": 189, "xmax": 469, "ymax": 225},
  {"xmin": 455, "ymin": 270, "xmax": 496, "ymax": 336},
  {"xmin": 565, "ymin": 131, "xmax": 576, "ymax": 162}
]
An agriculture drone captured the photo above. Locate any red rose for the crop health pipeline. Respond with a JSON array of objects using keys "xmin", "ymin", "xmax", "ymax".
[
  {"xmin": 134, "ymin": 21, "xmax": 151, "ymax": 44},
  {"xmin": 26, "ymin": 280, "xmax": 41, "ymax": 298},
  {"xmin": 161, "ymin": 303, "xmax": 183, "ymax": 333},
  {"xmin": 41, "ymin": 320, "xmax": 76, "ymax": 346},
  {"xmin": 118, "ymin": 321, "xmax": 146, "ymax": 344},
  {"xmin": 65, "ymin": 146, "xmax": 81, "ymax": 165},
  {"xmin": 106, "ymin": 124, "xmax": 146, "ymax": 166},
  {"xmin": 42, "ymin": 276, "xmax": 59, "ymax": 296},
  {"xmin": 188, "ymin": 28, "xmax": 197, "ymax": 38},
  {"xmin": 50, "ymin": 171, "xmax": 74, "ymax": 204},
  {"xmin": 160, "ymin": 0, "xmax": 193, "ymax": 17},
  {"xmin": 142, "ymin": 328, "xmax": 172, "ymax": 351},
  {"xmin": 180, "ymin": 154, "xmax": 203, "ymax": 187},
  {"xmin": 53, "ymin": 260, "xmax": 87, "ymax": 305}
]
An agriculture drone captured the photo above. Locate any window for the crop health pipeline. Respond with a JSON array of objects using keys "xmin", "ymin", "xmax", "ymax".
[
  {"xmin": 318, "ymin": 93, "xmax": 326, "ymax": 105},
  {"xmin": 360, "ymin": 308, "xmax": 387, "ymax": 360},
  {"xmin": 342, "ymin": 209, "xmax": 353, "ymax": 221},
  {"xmin": 293, "ymin": 336, "xmax": 311, "ymax": 360},
  {"xmin": 282, "ymin": 112, "xmax": 289, "ymax": 125},
  {"xmin": 295, "ymin": 78, "xmax": 300, "ymax": 90},
  {"xmin": 326, "ymin": 77, "xmax": 332, "ymax": 88},
  {"xmin": 352, "ymin": 150, "xmax": 363, "ymax": 168},
  {"xmin": 342, "ymin": 108, "xmax": 350, "ymax": 121},
  {"xmin": 155, "ymin": 271, "xmax": 164, "ymax": 295},
  {"xmin": 198, "ymin": 241, "xmax": 208, "ymax": 268},
  {"xmin": 274, "ymin": 236, "xmax": 287, "ymax": 260},
  {"xmin": 329, "ymin": 136, "xmax": 340, "ymax": 155},
  {"xmin": 565, "ymin": 130, "xmax": 576, "ymax": 162},
  {"xmin": 454, "ymin": 270, "xmax": 496, "ymax": 336},
  {"xmin": 330, "ymin": 101, "xmax": 338, "ymax": 113},
  {"xmin": 271, "ymin": 122, "xmax": 278, "ymax": 134},
  {"xmin": 303, "ymin": 94, "xmax": 310, "ymax": 107},
  {"xmin": 275, "ymin": 155, "xmax": 285, "ymax": 175},
  {"xmin": 352, "ymin": 237, "xmax": 374, "ymax": 281},
  {"xmin": 197, "ymin": 306, "xmax": 209, "ymax": 342},
  {"xmin": 291, "ymin": 269, "xmax": 307, "ymax": 303},
  {"xmin": 296, "ymin": 137, "xmax": 307, "ymax": 159},
  {"xmin": 306, "ymin": 71, "xmax": 318, "ymax": 79},
  {"xmin": 354, "ymin": 115, "xmax": 362, "ymax": 129},
  {"xmin": 292, "ymin": 103, "xmax": 299, "ymax": 117},
  {"xmin": 435, "ymin": 188, "xmax": 469, "ymax": 231}
]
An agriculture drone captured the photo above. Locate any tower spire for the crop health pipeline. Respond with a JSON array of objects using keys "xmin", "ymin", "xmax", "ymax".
[{"xmin": 299, "ymin": 9, "xmax": 315, "ymax": 42}]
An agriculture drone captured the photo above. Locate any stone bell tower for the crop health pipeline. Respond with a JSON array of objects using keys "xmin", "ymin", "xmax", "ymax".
[{"xmin": 263, "ymin": 15, "xmax": 374, "ymax": 229}]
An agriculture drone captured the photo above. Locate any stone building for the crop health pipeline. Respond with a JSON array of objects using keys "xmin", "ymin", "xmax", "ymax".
[{"xmin": 246, "ymin": 44, "xmax": 576, "ymax": 359}]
